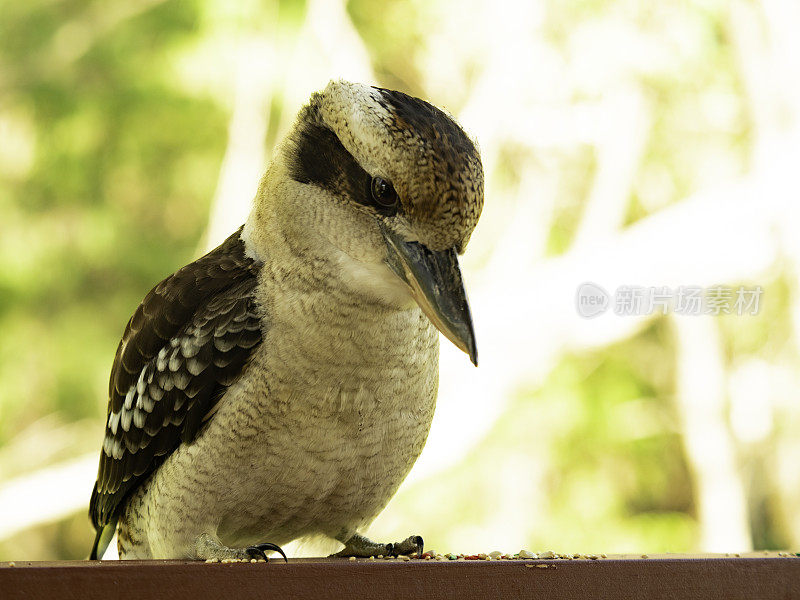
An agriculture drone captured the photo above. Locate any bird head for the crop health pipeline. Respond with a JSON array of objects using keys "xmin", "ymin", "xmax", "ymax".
[{"xmin": 252, "ymin": 80, "xmax": 483, "ymax": 365}]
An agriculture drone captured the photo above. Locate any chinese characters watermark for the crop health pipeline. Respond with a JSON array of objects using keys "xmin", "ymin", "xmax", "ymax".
[{"xmin": 576, "ymin": 283, "xmax": 762, "ymax": 318}]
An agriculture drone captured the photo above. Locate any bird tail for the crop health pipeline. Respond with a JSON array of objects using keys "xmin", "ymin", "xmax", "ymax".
[{"xmin": 89, "ymin": 522, "xmax": 116, "ymax": 560}]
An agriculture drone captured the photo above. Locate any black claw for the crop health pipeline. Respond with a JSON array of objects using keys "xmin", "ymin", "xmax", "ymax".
[
  {"xmin": 413, "ymin": 535, "xmax": 424, "ymax": 557},
  {"xmin": 246, "ymin": 542, "xmax": 288, "ymax": 563}
]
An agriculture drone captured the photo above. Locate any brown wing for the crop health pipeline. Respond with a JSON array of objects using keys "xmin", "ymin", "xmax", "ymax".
[{"xmin": 89, "ymin": 228, "xmax": 262, "ymax": 529}]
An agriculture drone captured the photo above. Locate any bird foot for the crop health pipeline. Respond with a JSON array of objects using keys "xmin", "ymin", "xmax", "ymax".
[
  {"xmin": 195, "ymin": 533, "xmax": 287, "ymax": 562},
  {"xmin": 331, "ymin": 532, "xmax": 423, "ymax": 558}
]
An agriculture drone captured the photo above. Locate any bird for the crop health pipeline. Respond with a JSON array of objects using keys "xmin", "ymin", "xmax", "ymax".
[{"xmin": 88, "ymin": 80, "xmax": 484, "ymax": 561}]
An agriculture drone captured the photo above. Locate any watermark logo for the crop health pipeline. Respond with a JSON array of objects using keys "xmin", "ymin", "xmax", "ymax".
[
  {"xmin": 576, "ymin": 283, "xmax": 762, "ymax": 318},
  {"xmin": 576, "ymin": 282, "xmax": 611, "ymax": 318}
]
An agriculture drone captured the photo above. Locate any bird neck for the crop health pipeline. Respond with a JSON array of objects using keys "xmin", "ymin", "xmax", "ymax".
[
  {"xmin": 243, "ymin": 158, "xmax": 415, "ymax": 311},
  {"xmin": 245, "ymin": 206, "xmax": 435, "ymax": 372}
]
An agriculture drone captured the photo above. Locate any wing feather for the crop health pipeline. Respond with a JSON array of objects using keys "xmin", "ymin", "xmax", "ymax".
[{"xmin": 89, "ymin": 228, "xmax": 262, "ymax": 529}]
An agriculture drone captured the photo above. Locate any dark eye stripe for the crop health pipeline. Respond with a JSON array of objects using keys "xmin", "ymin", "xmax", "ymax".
[
  {"xmin": 288, "ymin": 119, "xmax": 368, "ymax": 198},
  {"xmin": 288, "ymin": 108, "xmax": 401, "ymax": 217}
]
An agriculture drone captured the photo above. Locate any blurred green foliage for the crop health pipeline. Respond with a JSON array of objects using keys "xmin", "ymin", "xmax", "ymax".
[
  {"xmin": 0, "ymin": 0, "xmax": 229, "ymax": 557},
  {"xmin": 0, "ymin": 0, "xmax": 227, "ymax": 447}
]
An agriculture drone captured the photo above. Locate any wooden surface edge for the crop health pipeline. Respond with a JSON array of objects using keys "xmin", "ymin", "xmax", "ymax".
[{"xmin": 1, "ymin": 556, "xmax": 799, "ymax": 600}]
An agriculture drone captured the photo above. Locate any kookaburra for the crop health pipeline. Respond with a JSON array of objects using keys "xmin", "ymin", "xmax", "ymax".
[{"xmin": 89, "ymin": 80, "xmax": 483, "ymax": 561}]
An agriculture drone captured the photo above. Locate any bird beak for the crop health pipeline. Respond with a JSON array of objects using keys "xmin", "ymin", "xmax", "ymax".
[{"xmin": 381, "ymin": 226, "xmax": 478, "ymax": 366}]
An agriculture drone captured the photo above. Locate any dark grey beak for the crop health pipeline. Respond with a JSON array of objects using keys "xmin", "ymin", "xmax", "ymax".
[{"xmin": 381, "ymin": 226, "xmax": 478, "ymax": 366}]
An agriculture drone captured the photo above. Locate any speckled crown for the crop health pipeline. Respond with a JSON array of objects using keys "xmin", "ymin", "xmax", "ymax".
[{"xmin": 318, "ymin": 81, "xmax": 484, "ymax": 253}]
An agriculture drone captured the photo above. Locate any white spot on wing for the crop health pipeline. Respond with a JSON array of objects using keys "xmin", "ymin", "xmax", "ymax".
[
  {"xmin": 108, "ymin": 411, "xmax": 121, "ymax": 436},
  {"xmin": 136, "ymin": 393, "xmax": 156, "ymax": 413},
  {"xmin": 136, "ymin": 370, "xmax": 147, "ymax": 396},
  {"xmin": 186, "ymin": 356, "xmax": 205, "ymax": 376},
  {"xmin": 168, "ymin": 348, "xmax": 181, "ymax": 372},
  {"xmin": 133, "ymin": 407, "xmax": 146, "ymax": 429},
  {"xmin": 123, "ymin": 388, "xmax": 135, "ymax": 411},
  {"xmin": 112, "ymin": 439, "xmax": 124, "ymax": 459},
  {"xmin": 148, "ymin": 384, "xmax": 163, "ymax": 402},
  {"xmin": 120, "ymin": 408, "xmax": 132, "ymax": 432},
  {"xmin": 157, "ymin": 347, "xmax": 168, "ymax": 372},
  {"xmin": 103, "ymin": 435, "xmax": 114, "ymax": 456},
  {"xmin": 181, "ymin": 337, "xmax": 200, "ymax": 358}
]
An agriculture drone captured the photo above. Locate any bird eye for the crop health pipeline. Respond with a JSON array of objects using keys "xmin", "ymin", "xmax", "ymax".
[{"xmin": 370, "ymin": 177, "xmax": 399, "ymax": 210}]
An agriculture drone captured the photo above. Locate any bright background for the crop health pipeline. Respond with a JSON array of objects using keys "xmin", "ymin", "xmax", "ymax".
[{"xmin": 2, "ymin": 0, "xmax": 800, "ymax": 560}]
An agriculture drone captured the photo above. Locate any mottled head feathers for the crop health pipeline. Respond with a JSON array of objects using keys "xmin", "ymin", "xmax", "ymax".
[{"xmin": 286, "ymin": 80, "xmax": 484, "ymax": 253}]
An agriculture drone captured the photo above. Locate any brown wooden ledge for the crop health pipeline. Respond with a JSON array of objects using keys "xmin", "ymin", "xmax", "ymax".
[{"xmin": 1, "ymin": 554, "xmax": 799, "ymax": 600}]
